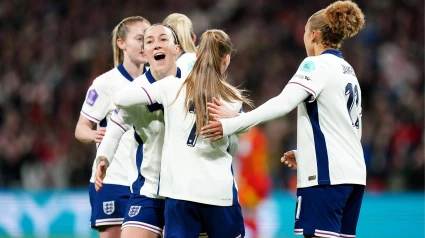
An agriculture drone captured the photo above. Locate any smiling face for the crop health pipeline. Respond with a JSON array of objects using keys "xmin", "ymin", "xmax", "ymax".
[
  {"xmin": 121, "ymin": 21, "xmax": 151, "ymax": 65},
  {"xmin": 143, "ymin": 25, "xmax": 180, "ymax": 77}
]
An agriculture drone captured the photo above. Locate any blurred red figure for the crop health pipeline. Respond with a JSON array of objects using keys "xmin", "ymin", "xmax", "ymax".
[{"xmin": 234, "ymin": 126, "xmax": 272, "ymax": 238}]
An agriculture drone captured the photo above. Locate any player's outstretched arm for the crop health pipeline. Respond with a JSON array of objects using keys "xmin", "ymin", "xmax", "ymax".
[
  {"xmin": 75, "ymin": 115, "xmax": 106, "ymax": 143},
  {"xmin": 281, "ymin": 150, "xmax": 297, "ymax": 170},
  {"xmin": 113, "ymin": 86, "xmax": 155, "ymax": 108},
  {"xmin": 202, "ymin": 84, "xmax": 309, "ymax": 141},
  {"xmin": 96, "ymin": 115, "xmax": 127, "ymax": 166}
]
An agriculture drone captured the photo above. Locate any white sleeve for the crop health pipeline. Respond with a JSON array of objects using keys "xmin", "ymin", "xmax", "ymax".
[
  {"xmin": 80, "ymin": 81, "xmax": 110, "ymax": 123},
  {"xmin": 220, "ymin": 84, "xmax": 309, "ymax": 137},
  {"xmin": 113, "ymin": 84, "xmax": 159, "ymax": 108},
  {"xmin": 237, "ymin": 111, "xmax": 249, "ymax": 134},
  {"xmin": 287, "ymin": 57, "xmax": 326, "ymax": 103},
  {"xmin": 96, "ymin": 108, "xmax": 131, "ymax": 165}
]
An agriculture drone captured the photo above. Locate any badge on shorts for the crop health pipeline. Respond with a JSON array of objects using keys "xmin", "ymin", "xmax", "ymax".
[
  {"xmin": 128, "ymin": 206, "xmax": 141, "ymax": 217},
  {"xmin": 103, "ymin": 201, "xmax": 115, "ymax": 215},
  {"xmin": 85, "ymin": 89, "xmax": 98, "ymax": 106}
]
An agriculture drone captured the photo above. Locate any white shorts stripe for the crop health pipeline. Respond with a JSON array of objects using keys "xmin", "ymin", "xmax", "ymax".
[
  {"xmin": 315, "ymin": 229, "xmax": 340, "ymax": 238},
  {"xmin": 95, "ymin": 218, "xmax": 124, "ymax": 226},
  {"xmin": 340, "ymin": 234, "xmax": 355, "ymax": 238},
  {"xmin": 294, "ymin": 228, "xmax": 303, "ymax": 235}
]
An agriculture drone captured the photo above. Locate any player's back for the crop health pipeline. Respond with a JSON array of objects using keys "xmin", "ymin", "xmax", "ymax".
[
  {"xmin": 294, "ymin": 50, "xmax": 366, "ymax": 188},
  {"xmin": 82, "ymin": 65, "xmax": 138, "ymax": 186},
  {"xmin": 151, "ymin": 76, "xmax": 241, "ymax": 207}
]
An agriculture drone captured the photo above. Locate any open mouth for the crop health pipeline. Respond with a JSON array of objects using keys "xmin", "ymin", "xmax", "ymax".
[{"xmin": 154, "ymin": 53, "xmax": 165, "ymax": 61}]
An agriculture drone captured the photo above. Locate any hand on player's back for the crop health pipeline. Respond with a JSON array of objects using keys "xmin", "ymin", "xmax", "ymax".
[
  {"xmin": 207, "ymin": 97, "xmax": 239, "ymax": 121},
  {"xmin": 201, "ymin": 121, "xmax": 224, "ymax": 142}
]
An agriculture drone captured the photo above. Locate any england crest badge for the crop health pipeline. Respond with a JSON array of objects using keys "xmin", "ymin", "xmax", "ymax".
[
  {"xmin": 128, "ymin": 206, "xmax": 141, "ymax": 217},
  {"xmin": 103, "ymin": 201, "xmax": 115, "ymax": 215}
]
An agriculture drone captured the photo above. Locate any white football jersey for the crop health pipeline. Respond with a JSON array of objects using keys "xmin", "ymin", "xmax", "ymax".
[
  {"xmin": 288, "ymin": 49, "xmax": 366, "ymax": 188},
  {"xmin": 140, "ymin": 76, "xmax": 242, "ymax": 206},
  {"xmin": 81, "ymin": 64, "xmax": 144, "ymax": 186},
  {"xmin": 177, "ymin": 52, "xmax": 196, "ymax": 78},
  {"xmin": 98, "ymin": 68, "xmax": 181, "ymax": 198}
]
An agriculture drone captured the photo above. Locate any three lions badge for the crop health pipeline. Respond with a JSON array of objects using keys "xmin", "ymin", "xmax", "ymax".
[{"xmin": 103, "ymin": 201, "xmax": 115, "ymax": 215}]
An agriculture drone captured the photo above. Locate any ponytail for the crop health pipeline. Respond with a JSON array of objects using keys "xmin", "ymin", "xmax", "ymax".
[{"xmin": 179, "ymin": 30, "xmax": 252, "ymax": 133}]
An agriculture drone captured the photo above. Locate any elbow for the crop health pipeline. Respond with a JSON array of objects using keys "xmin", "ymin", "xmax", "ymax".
[
  {"xmin": 74, "ymin": 125, "xmax": 92, "ymax": 144},
  {"xmin": 74, "ymin": 126, "xmax": 82, "ymax": 141},
  {"xmin": 74, "ymin": 131, "xmax": 86, "ymax": 143},
  {"xmin": 74, "ymin": 129, "xmax": 85, "ymax": 143}
]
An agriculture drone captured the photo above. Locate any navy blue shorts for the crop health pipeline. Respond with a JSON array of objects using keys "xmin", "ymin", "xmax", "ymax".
[
  {"xmin": 164, "ymin": 198, "xmax": 245, "ymax": 238},
  {"xmin": 89, "ymin": 183, "xmax": 131, "ymax": 229},
  {"xmin": 294, "ymin": 184, "xmax": 365, "ymax": 237},
  {"xmin": 122, "ymin": 194, "xmax": 165, "ymax": 235}
]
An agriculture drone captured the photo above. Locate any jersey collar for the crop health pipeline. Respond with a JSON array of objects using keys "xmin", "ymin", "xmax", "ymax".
[
  {"xmin": 117, "ymin": 64, "xmax": 148, "ymax": 82},
  {"xmin": 117, "ymin": 63, "xmax": 134, "ymax": 82},
  {"xmin": 321, "ymin": 49, "xmax": 343, "ymax": 59},
  {"xmin": 178, "ymin": 52, "xmax": 186, "ymax": 59},
  {"xmin": 146, "ymin": 67, "xmax": 182, "ymax": 84}
]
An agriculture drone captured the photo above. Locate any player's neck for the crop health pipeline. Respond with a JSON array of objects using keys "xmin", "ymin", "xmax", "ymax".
[
  {"xmin": 314, "ymin": 45, "xmax": 333, "ymax": 56},
  {"xmin": 122, "ymin": 60, "xmax": 145, "ymax": 79},
  {"xmin": 152, "ymin": 66, "xmax": 177, "ymax": 81}
]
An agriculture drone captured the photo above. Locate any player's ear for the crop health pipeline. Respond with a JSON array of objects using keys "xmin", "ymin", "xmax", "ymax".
[
  {"xmin": 174, "ymin": 44, "xmax": 180, "ymax": 55},
  {"xmin": 311, "ymin": 30, "xmax": 318, "ymax": 44},
  {"xmin": 224, "ymin": 54, "xmax": 231, "ymax": 68},
  {"xmin": 117, "ymin": 38, "xmax": 126, "ymax": 50}
]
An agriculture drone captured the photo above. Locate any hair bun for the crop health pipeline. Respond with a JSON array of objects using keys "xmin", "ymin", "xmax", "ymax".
[{"xmin": 325, "ymin": 0, "xmax": 365, "ymax": 39}]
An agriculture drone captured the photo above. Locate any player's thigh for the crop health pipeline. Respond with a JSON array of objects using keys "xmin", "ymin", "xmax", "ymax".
[
  {"xmin": 122, "ymin": 194, "xmax": 165, "ymax": 236},
  {"xmin": 201, "ymin": 203, "xmax": 245, "ymax": 238},
  {"xmin": 121, "ymin": 226, "xmax": 160, "ymax": 238},
  {"xmin": 89, "ymin": 182, "xmax": 131, "ymax": 229},
  {"xmin": 340, "ymin": 185, "xmax": 365, "ymax": 237},
  {"xmin": 97, "ymin": 225, "xmax": 121, "ymax": 238},
  {"xmin": 164, "ymin": 198, "xmax": 202, "ymax": 238},
  {"xmin": 294, "ymin": 185, "xmax": 354, "ymax": 237}
]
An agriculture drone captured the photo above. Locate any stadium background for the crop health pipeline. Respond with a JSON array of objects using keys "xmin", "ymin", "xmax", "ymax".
[{"xmin": 0, "ymin": 0, "xmax": 423, "ymax": 237}]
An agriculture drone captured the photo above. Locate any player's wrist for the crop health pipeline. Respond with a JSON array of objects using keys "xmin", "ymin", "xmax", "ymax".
[{"xmin": 95, "ymin": 156, "xmax": 109, "ymax": 168}]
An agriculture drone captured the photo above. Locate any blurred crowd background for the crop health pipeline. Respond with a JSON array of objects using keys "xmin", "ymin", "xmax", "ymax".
[{"xmin": 0, "ymin": 0, "xmax": 423, "ymax": 196}]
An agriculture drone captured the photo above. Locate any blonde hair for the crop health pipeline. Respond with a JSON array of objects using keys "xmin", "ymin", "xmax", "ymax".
[
  {"xmin": 180, "ymin": 29, "xmax": 253, "ymax": 134},
  {"xmin": 309, "ymin": 0, "xmax": 365, "ymax": 49},
  {"xmin": 111, "ymin": 16, "xmax": 151, "ymax": 67},
  {"xmin": 163, "ymin": 13, "xmax": 197, "ymax": 53}
]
